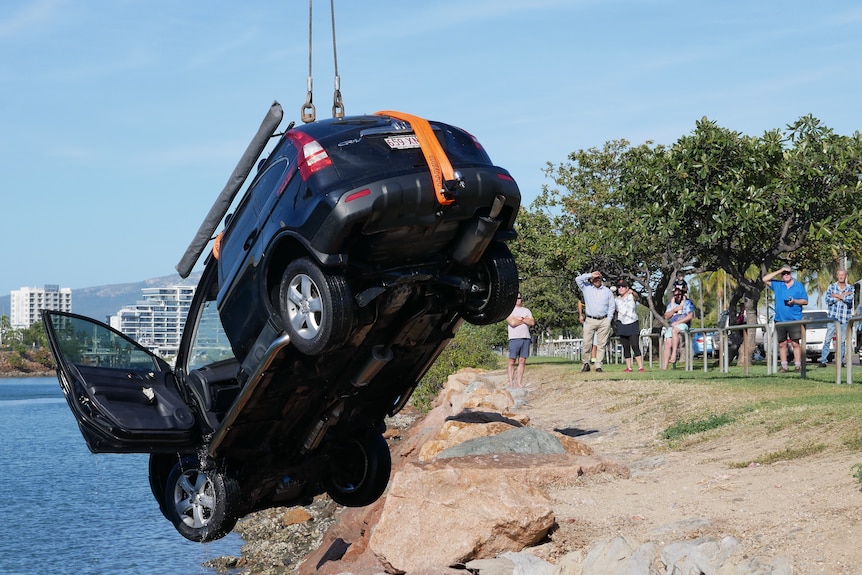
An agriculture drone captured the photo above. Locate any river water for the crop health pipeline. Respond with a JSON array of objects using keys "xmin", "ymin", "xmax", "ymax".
[{"xmin": 0, "ymin": 377, "xmax": 243, "ymax": 575}]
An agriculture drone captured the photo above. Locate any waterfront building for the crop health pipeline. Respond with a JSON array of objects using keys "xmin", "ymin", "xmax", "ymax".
[
  {"xmin": 10, "ymin": 285, "xmax": 72, "ymax": 328},
  {"xmin": 110, "ymin": 285, "xmax": 195, "ymax": 358}
]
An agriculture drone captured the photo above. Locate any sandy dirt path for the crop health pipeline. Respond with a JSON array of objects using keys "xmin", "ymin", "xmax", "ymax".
[{"xmin": 516, "ymin": 365, "xmax": 862, "ymax": 574}]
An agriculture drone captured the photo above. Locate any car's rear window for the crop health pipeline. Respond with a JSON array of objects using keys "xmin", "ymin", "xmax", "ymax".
[
  {"xmin": 321, "ymin": 122, "xmax": 493, "ymax": 183},
  {"xmin": 803, "ymin": 311, "xmax": 828, "ymax": 329}
]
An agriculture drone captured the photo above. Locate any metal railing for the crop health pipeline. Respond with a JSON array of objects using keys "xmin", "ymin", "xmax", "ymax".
[
  {"xmin": 715, "ymin": 315, "xmax": 862, "ymax": 383},
  {"xmin": 538, "ymin": 337, "xmax": 630, "ymax": 365},
  {"xmin": 532, "ymin": 315, "xmax": 862, "ymax": 384},
  {"xmin": 717, "ymin": 322, "xmax": 764, "ymax": 375},
  {"xmin": 839, "ymin": 315, "xmax": 861, "ymax": 385}
]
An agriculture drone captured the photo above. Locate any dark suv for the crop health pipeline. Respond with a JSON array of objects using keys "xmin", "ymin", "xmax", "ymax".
[{"xmin": 42, "ymin": 103, "xmax": 521, "ymax": 542}]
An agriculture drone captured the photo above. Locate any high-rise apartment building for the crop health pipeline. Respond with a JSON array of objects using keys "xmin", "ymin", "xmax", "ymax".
[
  {"xmin": 110, "ymin": 285, "xmax": 195, "ymax": 358},
  {"xmin": 10, "ymin": 285, "xmax": 72, "ymax": 328}
]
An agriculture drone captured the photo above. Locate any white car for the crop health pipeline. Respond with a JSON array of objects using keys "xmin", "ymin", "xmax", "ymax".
[{"xmin": 801, "ymin": 310, "xmax": 834, "ymax": 363}]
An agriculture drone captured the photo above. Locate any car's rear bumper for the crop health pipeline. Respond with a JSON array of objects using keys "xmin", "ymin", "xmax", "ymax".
[{"xmin": 307, "ymin": 166, "xmax": 520, "ymax": 266}]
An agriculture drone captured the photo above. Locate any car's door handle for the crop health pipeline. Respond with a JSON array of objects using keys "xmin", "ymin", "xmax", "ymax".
[{"xmin": 243, "ymin": 229, "xmax": 259, "ymax": 250}]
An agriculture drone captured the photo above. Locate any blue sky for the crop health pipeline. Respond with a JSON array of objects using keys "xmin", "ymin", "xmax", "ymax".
[{"xmin": 1, "ymin": 0, "xmax": 860, "ymax": 298}]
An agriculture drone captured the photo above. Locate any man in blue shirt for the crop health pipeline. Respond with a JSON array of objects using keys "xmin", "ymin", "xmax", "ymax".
[
  {"xmin": 576, "ymin": 270, "xmax": 615, "ymax": 373},
  {"xmin": 819, "ymin": 269, "xmax": 854, "ymax": 367},
  {"xmin": 762, "ymin": 266, "xmax": 809, "ymax": 372}
]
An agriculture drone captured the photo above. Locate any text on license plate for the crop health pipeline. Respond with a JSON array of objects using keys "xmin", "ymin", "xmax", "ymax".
[{"xmin": 384, "ymin": 135, "xmax": 420, "ymax": 149}]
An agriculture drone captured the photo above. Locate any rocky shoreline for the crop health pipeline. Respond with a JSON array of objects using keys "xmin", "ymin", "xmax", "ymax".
[
  {"xmin": 202, "ymin": 368, "xmax": 797, "ymax": 575},
  {"xmin": 0, "ymin": 350, "xmax": 54, "ymax": 378}
]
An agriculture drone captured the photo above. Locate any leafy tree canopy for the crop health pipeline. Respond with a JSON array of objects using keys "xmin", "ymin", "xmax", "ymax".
[{"xmin": 517, "ymin": 115, "xmax": 862, "ymax": 329}]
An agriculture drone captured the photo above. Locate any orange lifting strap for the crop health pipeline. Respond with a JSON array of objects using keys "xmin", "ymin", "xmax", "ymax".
[{"xmin": 375, "ymin": 110, "xmax": 457, "ymax": 206}]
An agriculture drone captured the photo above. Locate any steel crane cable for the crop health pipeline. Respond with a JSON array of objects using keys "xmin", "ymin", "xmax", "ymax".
[
  {"xmin": 301, "ymin": 0, "xmax": 316, "ymax": 123},
  {"xmin": 301, "ymin": 0, "xmax": 345, "ymax": 123},
  {"xmin": 330, "ymin": 0, "xmax": 344, "ymax": 119}
]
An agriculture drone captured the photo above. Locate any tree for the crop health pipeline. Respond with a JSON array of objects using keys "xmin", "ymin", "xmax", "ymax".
[
  {"xmin": 509, "ymin": 208, "xmax": 582, "ymax": 337},
  {"xmin": 524, "ymin": 115, "xmax": 862, "ymax": 363},
  {"xmin": 532, "ymin": 140, "xmax": 685, "ymax": 328},
  {"xmin": 0, "ymin": 316, "xmax": 8, "ymax": 347},
  {"xmin": 21, "ymin": 321, "xmax": 48, "ymax": 349},
  {"xmin": 626, "ymin": 115, "xmax": 861, "ymax": 302}
]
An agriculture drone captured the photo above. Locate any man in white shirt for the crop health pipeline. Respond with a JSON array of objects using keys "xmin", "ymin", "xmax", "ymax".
[
  {"xmin": 507, "ymin": 294, "xmax": 535, "ymax": 388},
  {"xmin": 576, "ymin": 271, "xmax": 615, "ymax": 373}
]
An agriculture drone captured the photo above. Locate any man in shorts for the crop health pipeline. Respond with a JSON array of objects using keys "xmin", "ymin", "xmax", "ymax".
[
  {"xmin": 507, "ymin": 294, "xmax": 535, "ymax": 388},
  {"xmin": 762, "ymin": 266, "xmax": 809, "ymax": 372},
  {"xmin": 661, "ymin": 288, "xmax": 694, "ymax": 369}
]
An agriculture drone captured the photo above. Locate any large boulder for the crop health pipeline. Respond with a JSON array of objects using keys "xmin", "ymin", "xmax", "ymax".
[
  {"xmin": 370, "ymin": 460, "xmax": 555, "ymax": 573},
  {"xmin": 299, "ymin": 369, "xmax": 627, "ymax": 575}
]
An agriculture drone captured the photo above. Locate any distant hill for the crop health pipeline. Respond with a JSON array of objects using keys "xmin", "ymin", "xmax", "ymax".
[{"xmin": 0, "ymin": 272, "xmax": 203, "ymax": 322}]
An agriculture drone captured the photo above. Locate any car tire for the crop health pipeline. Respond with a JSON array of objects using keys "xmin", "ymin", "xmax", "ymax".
[
  {"xmin": 164, "ymin": 456, "xmax": 240, "ymax": 543},
  {"xmin": 461, "ymin": 242, "xmax": 519, "ymax": 326},
  {"xmin": 324, "ymin": 433, "xmax": 392, "ymax": 507},
  {"xmin": 279, "ymin": 258, "xmax": 353, "ymax": 355}
]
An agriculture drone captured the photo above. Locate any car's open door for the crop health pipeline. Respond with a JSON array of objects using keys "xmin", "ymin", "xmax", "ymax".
[{"xmin": 41, "ymin": 310, "xmax": 199, "ymax": 453}]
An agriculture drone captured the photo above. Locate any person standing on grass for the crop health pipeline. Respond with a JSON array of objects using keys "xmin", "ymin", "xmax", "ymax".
[
  {"xmin": 820, "ymin": 269, "xmax": 854, "ymax": 368},
  {"xmin": 762, "ymin": 266, "xmax": 809, "ymax": 372},
  {"xmin": 614, "ymin": 279, "xmax": 645, "ymax": 372},
  {"xmin": 578, "ymin": 300, "xmax": 599, "ymax": 367},
  {"xmin": 576, "ymin": 271, "xmax": 615, "ymax": 373},
  {"xmin": 506, "ymin": 294, "xmax": 535, "ymax": 388}
]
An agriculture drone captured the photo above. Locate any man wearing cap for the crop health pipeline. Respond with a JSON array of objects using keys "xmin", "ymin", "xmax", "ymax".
[
  {"xmin": 762, "ymin": 266, "xmax": 809, "ymax": 372},
  {"xmin": 576, "ymin": 270, "xmax": 615, "ymax": 372}
]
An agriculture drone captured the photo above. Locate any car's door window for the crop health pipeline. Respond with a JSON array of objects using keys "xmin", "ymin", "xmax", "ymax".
[{"xmin": 47, "ymin": 313, "xmax": 162, "ymax": 371}]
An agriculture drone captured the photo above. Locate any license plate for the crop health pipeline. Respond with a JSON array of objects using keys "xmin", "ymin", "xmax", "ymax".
[{"xmin": 384, "ymin": 135, "xmax": 420, "ymax": 149}]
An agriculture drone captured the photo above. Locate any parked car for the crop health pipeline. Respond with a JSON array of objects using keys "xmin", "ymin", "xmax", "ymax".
[
  {"xmin": 801, "ymin": 309, "xmax": 834, "ymax": 363},
  {"xmin": 689, "ymin": 331, "xmax": 718, "ymax": 358},
  {"xmin": 42, "ymin": 104, "xmax": 521, "ymax": 542}
]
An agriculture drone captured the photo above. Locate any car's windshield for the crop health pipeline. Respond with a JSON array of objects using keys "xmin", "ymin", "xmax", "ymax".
[{"xmin": 187, "ymin": 300, "xmax": 236, "ymax": 371}]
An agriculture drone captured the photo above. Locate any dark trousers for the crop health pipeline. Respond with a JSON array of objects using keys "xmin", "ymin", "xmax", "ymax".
[{"xmin": 619, "ymin": 333, "xmax": 641, "ymax": 359}]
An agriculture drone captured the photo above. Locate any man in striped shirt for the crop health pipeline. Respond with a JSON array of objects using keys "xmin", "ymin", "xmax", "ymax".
[{"xmin": 820, "ymin": 269, "xmax": 854, "ymax": 367}]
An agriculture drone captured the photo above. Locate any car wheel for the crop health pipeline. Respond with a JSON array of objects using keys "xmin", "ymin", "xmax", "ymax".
[
  {"xmin": 460, "ymin": 242, "xmax": 519, "ymax": 326},
  {"xmin": 279, "ymin": 258, "xmax": 353, "ymax": 355},
  {"xmin": 164, "ymin": 456, "xmax": 240, "ymax": 542},
  {"xmin": 324, "ymin": 433, "xmax": 391, "ymax": 507}
]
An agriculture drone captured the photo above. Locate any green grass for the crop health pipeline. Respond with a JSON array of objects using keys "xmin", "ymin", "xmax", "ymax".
[
  {"xmin": 663, "ymin": 413, "xmax": 736, "ymax": 440},
  {"xmin": 730, "ymin": 443, "xmax": 827, "ymax": 468},
  {"xmin": 525, "ymin": 359, "xmax": 862, "ymax": 480}
]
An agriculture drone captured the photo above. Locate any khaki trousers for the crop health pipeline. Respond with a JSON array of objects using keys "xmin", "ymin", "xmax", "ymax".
[{"xmin": 582, "ymin": 317, "xmax": 612, "ymax": 368}]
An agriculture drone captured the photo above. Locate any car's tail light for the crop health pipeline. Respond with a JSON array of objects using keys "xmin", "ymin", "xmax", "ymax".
[{"xmin": 287, "ymin": 131, "xmax": 332, "ymax": 180}]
